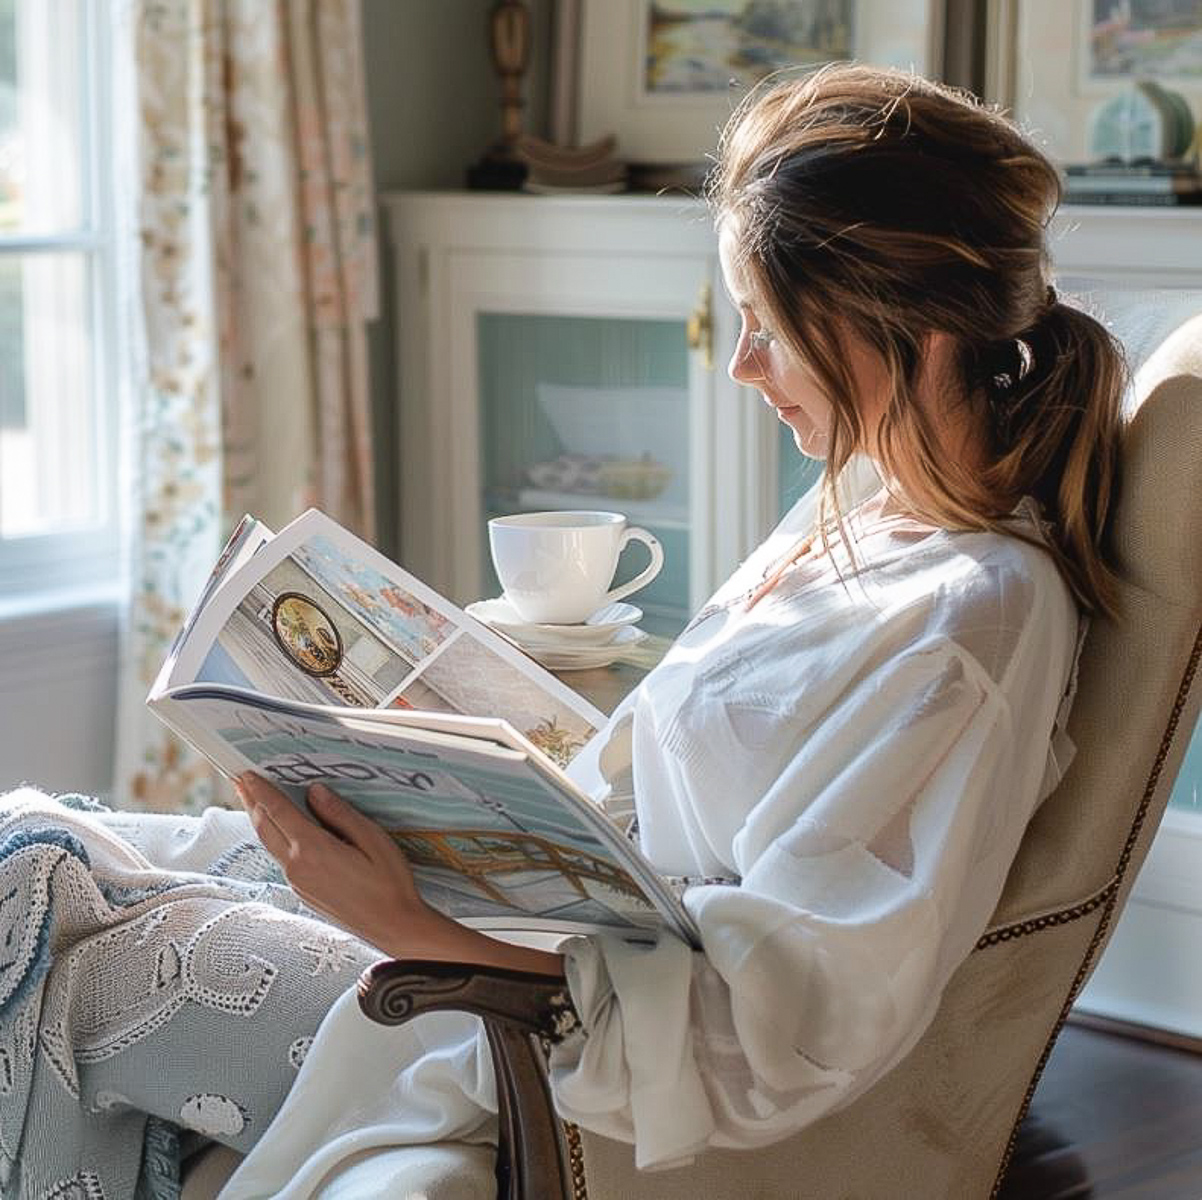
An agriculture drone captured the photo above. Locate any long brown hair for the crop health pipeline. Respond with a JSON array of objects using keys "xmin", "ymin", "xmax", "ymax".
[{"xmin": 708, "ymin": 63, "xmax": 1126, "ymax": 617}]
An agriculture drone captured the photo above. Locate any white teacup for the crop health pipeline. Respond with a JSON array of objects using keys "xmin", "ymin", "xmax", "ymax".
[{"xmin": 488, "ymin": 510, "xmax": 664, "ymax": 625}]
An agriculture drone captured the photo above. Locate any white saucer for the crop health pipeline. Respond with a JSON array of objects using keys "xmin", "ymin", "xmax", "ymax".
[
  {"xmin": 466, "ymin": 597, "xmax": 643, "ymax": 644},
  {"xmin": 523, "ymin": 626, "xmax": 647, "ymax": 671}
]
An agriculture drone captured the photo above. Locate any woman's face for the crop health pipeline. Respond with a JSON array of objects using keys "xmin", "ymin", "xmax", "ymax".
[
  {"xmin": 718, "ymin": 224, "xmax": 895, "ymax": 462},
  {"xmin": 719, "ymin": 223, "xmax": 834, "ymax": 459}
]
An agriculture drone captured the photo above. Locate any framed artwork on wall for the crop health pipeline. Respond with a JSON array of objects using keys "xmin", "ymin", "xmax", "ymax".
[
  {"xmin": 552, "ymin": 0, "xmax": 946, "ymax": 164},
  {"xmin": 1084, "ymin": 0, "xmax": 1202, "ymax": 87},
  {"xmin": 988, "ymin": 0, "xmax": 1202, "ymax": 164}
]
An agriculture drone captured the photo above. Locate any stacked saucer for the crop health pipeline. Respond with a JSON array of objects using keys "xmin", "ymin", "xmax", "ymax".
[{"xmin": 465, "ymin": 598, "xmax": 647, "ymax": 670}]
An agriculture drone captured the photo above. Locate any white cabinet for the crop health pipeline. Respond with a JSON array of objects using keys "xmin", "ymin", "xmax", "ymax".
[
  {"xmin": 381, "ymin": 191, "xmax": 819, "ymax": 634},
  {"xmin": 383, "ymin": 196, "xmax": 1202, "ymax": 617},
  {"xmin": 1050, "ymin": 206, "xmax": 1202, "ymax": 288}
]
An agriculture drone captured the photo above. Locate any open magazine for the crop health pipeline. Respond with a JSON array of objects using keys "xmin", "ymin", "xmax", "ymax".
[{"xmin": 148, "ymin": 509, "xmax": 699, "ymax": 948}]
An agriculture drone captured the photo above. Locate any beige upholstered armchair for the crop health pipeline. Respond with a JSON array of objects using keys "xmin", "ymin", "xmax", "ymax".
[{"xmin": 183, "ymin": 290, "xmax": 1202, "ymax": 1198}]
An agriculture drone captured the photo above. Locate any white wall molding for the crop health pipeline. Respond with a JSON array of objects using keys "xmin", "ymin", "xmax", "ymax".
[{"xmin": 0, "ymin": 595, "xmax": 119, "ymax": 797}]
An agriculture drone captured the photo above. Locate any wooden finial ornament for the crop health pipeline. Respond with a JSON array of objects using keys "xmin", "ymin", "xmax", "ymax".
[{"xmin": 467, "ymin": 1, "xmax": 532, "ymax": 189}]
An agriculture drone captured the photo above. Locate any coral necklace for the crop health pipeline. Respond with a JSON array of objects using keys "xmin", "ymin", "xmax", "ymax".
[
  {"xmin": 743, "ymin": 532, "xmax": 820, "ymax": 611},
  {"xmin": 682, "ymin": 530, "xmax": 822, "ymax": 633},
  {"xmin": 686, "ymin": 488, "xmax": 923, "ymax": 631}
]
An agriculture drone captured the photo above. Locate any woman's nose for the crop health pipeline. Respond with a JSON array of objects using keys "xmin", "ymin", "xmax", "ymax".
[{"xmin": 729, "ymin": 331, "xmax": 759, "ymax": 385}]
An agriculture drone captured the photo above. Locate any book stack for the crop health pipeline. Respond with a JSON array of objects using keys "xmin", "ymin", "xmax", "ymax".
[
  {"xmin": 1063, "ymin": 161, "xmax": 1202, "ymax": 207},
  {"xmin": 517, "ymin": 133, "xmax": 628, "ymax": 195}
]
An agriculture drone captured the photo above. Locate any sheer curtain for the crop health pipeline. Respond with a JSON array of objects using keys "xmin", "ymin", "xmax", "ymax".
[{"xmin": 113, "ymin": 0, "xmax": 379, "ymax": 813}]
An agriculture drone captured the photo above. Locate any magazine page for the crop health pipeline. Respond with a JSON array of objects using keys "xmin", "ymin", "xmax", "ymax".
[
  {"xmin": 158, "ymin": 684, "xmax": 697, "ymax": 946},
  {"xmin": 158, "ymin": 508, "xmax": 607, "ymax": 768},
  {"xmin": 150, "ymin": 514, "xmax": 276, "ymax": 701}
]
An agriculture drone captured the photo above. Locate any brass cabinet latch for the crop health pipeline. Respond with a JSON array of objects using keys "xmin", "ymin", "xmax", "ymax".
[{"xmin": 686, "ymin": 282, "xmax": 714, "ymax": 370}]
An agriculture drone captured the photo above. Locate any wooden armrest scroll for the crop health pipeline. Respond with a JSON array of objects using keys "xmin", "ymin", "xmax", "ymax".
[
  {"xmin": 357, "ymin": 959, "xmax": 580, "ymax": 1200},
  {"xmin": 357, "ymin": 958, "xmax": 580, "ymax": 1040}
]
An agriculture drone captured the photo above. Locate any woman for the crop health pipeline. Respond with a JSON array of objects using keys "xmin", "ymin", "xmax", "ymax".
[{"xmin": 1, "ymin": 63, "xmax": 1122, "ymax": 1196}]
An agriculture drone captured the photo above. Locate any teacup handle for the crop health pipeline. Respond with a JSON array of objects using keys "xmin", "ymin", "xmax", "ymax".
[{"xmin": 604, "ymin": 526, "xmax": 664, "ymax": 607}]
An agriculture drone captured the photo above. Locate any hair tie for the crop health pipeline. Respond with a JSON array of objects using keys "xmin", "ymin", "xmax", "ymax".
[
  {"xmin": 991, "ymin": 336, "xmax": 1035, "ymax": 393},
  {"xmin": 991, "ymin": 285, "xmax": 1058, "ymax": 393}
]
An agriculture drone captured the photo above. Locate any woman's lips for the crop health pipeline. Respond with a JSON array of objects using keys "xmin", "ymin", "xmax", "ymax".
[
  {"xmin": 762, "ymin": 393, "xmax": 799, "ymax": 413},
  {"xmin": 760, "ymin": 393, "xmax": 804, "ymax": 422}
]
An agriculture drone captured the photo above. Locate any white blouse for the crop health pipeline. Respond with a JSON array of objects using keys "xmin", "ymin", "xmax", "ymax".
[
  {"xmin": 549, "ymin": 482, "xmax": 1083, "ymax": 1169},
  {"xmin": 223, "ymin": 479, "xmax": 1083, "ymax": 1195}
]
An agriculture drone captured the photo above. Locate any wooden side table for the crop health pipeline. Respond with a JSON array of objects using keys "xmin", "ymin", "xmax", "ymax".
[{"xmin": 551, "ymin": 634, "xmax": 672, "ymax": 716}]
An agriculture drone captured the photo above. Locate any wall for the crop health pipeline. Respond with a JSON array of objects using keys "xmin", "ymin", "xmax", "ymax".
[{"xmin": 362, "ymin": 0, "xmax": 553, "ymax": 557}]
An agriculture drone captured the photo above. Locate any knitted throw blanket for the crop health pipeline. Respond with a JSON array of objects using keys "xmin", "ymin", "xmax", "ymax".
[{"xmin": 0, "ymin": 789, "xmax": 377, "ymax": 1200}]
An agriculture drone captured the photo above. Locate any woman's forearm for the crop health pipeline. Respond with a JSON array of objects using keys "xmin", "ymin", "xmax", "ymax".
[{"xmin": 380, "ymin": 905, "xmax": 566, "ymax": 979}]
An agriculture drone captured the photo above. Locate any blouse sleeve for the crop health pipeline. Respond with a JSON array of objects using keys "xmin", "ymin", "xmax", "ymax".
[{"xmin": 549, "ymin": 598, "xmax": 1076, "ymax": 1169}]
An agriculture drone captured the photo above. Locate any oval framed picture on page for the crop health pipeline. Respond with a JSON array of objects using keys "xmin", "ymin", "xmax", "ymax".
[{"xmin": 271, "ymin": 593, "xmax": 344, "ymax": 677}]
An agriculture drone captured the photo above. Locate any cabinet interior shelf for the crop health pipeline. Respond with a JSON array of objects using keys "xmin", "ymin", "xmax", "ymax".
[{"xmin": 487, "ymin": 488, "xmax": 691, "ymax": 531}]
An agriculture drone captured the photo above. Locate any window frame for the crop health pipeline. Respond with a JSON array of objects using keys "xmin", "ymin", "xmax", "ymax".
[{"xmin": 0, "ymin": 0, "xmax": 120, "ymax": 613}]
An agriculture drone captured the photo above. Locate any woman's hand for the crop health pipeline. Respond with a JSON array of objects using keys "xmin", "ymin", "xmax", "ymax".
[
  {"xmin": 234, "ymin": 773, "xmax": 565, "ymax": 978},
  {"xmin": 235, "ymin": 772, "xmax": 435, "ymax": 956}
]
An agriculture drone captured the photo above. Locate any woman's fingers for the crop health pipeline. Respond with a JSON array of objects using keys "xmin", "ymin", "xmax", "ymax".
[
  {"xmin": 235, "ymin": 775, "xmax": 414, "ymax": 925},
  {"xmin": 237, "ymin": 773, "xmax": 339, "ymax": 868},
  {"xmin": 307, "ymin": 783, "xmax": 394, "ymax": 859},
  {"xmin": 233, "ymin": 776, "xmax": 442, "ymax": 954},
  {"xmin": 237, "ymin": 773, "xmax": 313, "ymax": 842},
  {"xmin": 236, "ymin": 777, "xmax": 293, "ymax": 861}
]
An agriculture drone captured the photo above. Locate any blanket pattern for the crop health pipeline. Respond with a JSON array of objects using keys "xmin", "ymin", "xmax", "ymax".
[{"xmin": 0, "ymin": 789, "xmax": 377, "ymax": 1200}]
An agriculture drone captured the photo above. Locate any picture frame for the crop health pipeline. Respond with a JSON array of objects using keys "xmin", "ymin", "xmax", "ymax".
[
  {"xmin": 552, "ymin": 0, "xmax": 947, "ymax": 164},
  {"xmin": 986, "ymin": 0, "xmax": 1202, "ymax": 163},
  {"xmin": 1080, "ymin": 0, "xmax": 1202, "ymax": 89}
]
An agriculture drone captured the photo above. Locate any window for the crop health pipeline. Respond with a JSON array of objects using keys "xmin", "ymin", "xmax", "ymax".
[{"xmin": 0, "ymin": 0, "xmax": 117, "ymax": 608}]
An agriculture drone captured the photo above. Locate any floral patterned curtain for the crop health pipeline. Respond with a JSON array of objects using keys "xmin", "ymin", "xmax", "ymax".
[{"xmin": 113, "ymin": 0, "xmax": 378, "ymax": 813}]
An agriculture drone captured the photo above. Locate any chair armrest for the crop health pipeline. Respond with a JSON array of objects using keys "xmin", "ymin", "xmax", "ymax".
[
  {"xmin": 357, "ymin": 958, "xmax": 581, "ymax": 1040},
  {"xmin": 357, "ymin": 959, "xmax": 582, "ymax": 1200}
]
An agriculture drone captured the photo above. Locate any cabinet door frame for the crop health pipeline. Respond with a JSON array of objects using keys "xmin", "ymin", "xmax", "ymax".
[
  {"xmin": 386, "ymin": 191, "xmax": 779, "ymax": 614},
  {"xmin": 442, "ymin": 247, "xmax": 720, "ymax": 608}
]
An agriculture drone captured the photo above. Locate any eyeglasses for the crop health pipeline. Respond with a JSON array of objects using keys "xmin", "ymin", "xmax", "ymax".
[{"xmin": 746, "ymin": 329, "xmax": 778, "ymax": 382}]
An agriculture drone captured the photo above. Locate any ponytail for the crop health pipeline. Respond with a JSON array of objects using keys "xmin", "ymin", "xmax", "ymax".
[{"xmin": 979, "ymin": 298, "xmax": 1126, "ymax": 619}]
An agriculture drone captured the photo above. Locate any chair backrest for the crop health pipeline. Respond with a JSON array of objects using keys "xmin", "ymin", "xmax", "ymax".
[{"xmin": 578, "ymin": 292, "xmax": 1202, "ymax": 1199}]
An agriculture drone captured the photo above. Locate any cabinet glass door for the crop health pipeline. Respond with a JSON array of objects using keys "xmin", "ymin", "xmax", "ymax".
[{"xmin": 476, "ymin": 311, "xmax": 693, "ymax": 636}]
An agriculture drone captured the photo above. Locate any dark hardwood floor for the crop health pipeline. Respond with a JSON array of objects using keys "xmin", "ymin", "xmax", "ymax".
[{"xmin": 1000, "ymin": 1021, "xmax": 1202, "ymax": 1199}]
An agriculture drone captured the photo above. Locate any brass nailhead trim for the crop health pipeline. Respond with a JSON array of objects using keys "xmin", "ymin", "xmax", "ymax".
[
  {"xmin": 975, "ymin": 879, "xmax": 1118, "ymax": 950},
  {"xmin": 563, "ymin": 1120, "xmax": 588, "ymax": 1200},
  {"xmin": 988, "ymin": 621, "xmax": 1202, "ymax": 1200}
]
